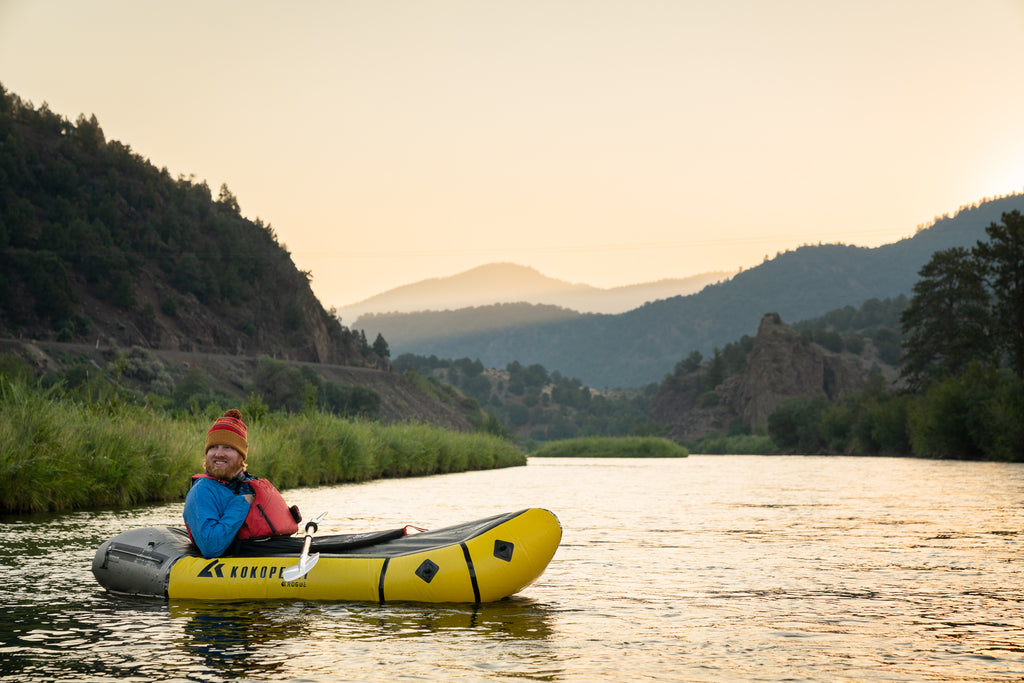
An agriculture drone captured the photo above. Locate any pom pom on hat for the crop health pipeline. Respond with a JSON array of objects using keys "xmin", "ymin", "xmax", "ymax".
[{"xmin": 205, "ymin": 408, "xmax": 248, "ymax": 458}]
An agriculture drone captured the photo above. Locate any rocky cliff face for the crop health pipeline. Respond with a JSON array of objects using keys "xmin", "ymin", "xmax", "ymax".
[
  {"xmin": 734, "ymin": 313, "xmax": 866, "ymax": 429},
  {"xmin": 651, "ymin": 313, "xmax": 871, "ymax": 441}
]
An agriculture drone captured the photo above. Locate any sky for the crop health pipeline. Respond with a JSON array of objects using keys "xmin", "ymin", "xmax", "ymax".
[{"xmin": 2, "ymin": 1, "xmax": 1024, "ymax": 310}]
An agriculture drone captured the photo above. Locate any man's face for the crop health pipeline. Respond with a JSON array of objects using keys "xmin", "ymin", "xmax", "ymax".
[{"xmin": 205, "ymin": 444, "xmax": 245, "ymax": 480}]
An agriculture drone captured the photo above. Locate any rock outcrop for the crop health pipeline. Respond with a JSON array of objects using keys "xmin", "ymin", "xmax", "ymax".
[
  {"xmin": 651, "ymin": 313, "xmax": 871, "ymax": 441},
  {"xmin": 735, "ymin": 313, "xmax": 866, "ymax": 429}
]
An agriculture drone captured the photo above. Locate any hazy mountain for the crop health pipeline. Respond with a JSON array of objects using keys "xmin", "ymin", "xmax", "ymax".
[
  {"xmin": 340, "ymin": 263, "xmax": 734, "ymax": 321},
  {"xmin": 359, "ymin": 194, "xmax": 1024, "ymax": 388}
]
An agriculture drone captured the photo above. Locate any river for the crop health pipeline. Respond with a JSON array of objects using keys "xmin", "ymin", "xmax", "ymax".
[{"xmin": 1, "ymin": 456, "xmax": 1022, "ymax": 682}]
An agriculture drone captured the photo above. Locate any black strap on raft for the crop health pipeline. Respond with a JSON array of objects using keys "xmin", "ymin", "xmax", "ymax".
[
  {"xmin": 378, "ymin": 558, "xmax": 390, "ymax": 603},
  {"xmin": 460, "ymin": 543, "xmax": 481, "ymax": 604}
]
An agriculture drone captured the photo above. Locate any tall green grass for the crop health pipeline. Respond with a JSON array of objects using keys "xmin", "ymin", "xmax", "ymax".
[
  {"xmin": 0, "ymin": 378, "xmax": 525, "ymax": 514},
  {"xmin": 530, "ymin": 436, "xmax": 688, "ymax": 458},
  {"xmin": 0, "ymin": 380, "xmax": 198, "ymax": 513}
]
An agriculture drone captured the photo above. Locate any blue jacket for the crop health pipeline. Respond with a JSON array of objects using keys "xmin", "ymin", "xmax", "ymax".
[{"xmin": 183, "ymin": 475, "xmax": 254, "ymax": 558}]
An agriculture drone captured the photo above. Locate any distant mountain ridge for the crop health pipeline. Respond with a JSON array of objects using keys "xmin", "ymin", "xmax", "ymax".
[
  {"xmin": 355, "ymin": 193, "xmax": 1024, "ymax": 388},
  {"xmin": 340, "ymin": 263, "xmax": 733, "ymax": 320}
]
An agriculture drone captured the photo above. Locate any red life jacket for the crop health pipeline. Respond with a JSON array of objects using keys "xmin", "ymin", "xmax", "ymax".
[{"xmin": 190, "ymin": 474, "xmax": 300, "ymax": 539}]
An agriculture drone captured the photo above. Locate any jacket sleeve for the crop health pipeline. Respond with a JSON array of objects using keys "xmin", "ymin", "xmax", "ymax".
[{"xmin": 183, "ymin": 478, "xmax": 252, "ymax": 558}]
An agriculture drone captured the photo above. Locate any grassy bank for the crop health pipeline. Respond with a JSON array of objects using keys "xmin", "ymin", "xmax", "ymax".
[
  {"xmin": 530, "ymin": 436, "xmax": 688, "ymax": 458},
  {"xmin": 0, "ymin": 379, "xmax": 525, "ymax": 514},
  {"xmin": 688, "ymin": 433, "xmax": 777, "ymax": 455}
]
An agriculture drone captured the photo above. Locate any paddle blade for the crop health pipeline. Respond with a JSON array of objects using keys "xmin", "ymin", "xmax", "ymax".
[{"xmin": 282, "ymin": 552, "xmax": 320, "ymax": 581}]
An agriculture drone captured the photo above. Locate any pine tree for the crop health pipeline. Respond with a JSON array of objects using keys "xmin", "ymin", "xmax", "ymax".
[
  {"xmin": 899, "ymin": 247, "xmax": 992, "ymax": 388},
  {"xmin": 372, "ymin": 333, "xmax": 390, "ymax": 359},
  {"xmin": 975, "ymin": 210, "xmax": 1024, "ymax": 378}
]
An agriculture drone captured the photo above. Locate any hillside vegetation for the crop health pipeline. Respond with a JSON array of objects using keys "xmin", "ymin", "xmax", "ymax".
[
  {"xmin": 0, "ymin": 84, "xmax": 376, "ymax": 367},
  {"xmin": 0, "ymin": 84, "xmax": 493, "ymax": 433}
]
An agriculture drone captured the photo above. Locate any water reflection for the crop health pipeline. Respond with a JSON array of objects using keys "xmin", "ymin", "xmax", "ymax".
[
  {"xmin": 172, "ymin": 602, "xmax": 297, "ymax": 680},
  {"xmin": 333, "ymin": 597, "xmax": 557, "ymax": 640},
  {"xmin": 165, "ymin": 597, "xmax": 559, "ymax": 681},
  {"xmin": 169, "ymin": 596, "xmax": 555, "ymax": 639}
]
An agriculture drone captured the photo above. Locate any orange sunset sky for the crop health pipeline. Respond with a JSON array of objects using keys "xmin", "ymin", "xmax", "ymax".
[{"xmin": 2, "ymin": 0, "xmax": 1023, "ymax": 308}]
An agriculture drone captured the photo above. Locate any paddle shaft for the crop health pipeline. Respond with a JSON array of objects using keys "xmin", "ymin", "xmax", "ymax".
[{"xmin": 297, "ymin": 531, "xmax": 314, "ymax": 559}]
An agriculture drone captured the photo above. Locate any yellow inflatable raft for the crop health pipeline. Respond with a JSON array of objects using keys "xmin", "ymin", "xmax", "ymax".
[{"xmin": 92, "ymin": 508, "xmax": 561, "ymax": 603}]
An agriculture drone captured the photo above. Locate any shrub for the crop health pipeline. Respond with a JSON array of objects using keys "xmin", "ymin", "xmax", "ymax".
[
  {"xmin": 531, "ymin": 436, "xmax": 688, "ymax": 458},
  {"xmin": 692, "ymin": 434, "xmax": 775, "ymax": 454}
]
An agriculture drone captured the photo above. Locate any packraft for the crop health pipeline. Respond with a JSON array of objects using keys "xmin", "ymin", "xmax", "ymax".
[{"xmin": 92, "ymin": 508, "xmax": 561, "ymax": 603}]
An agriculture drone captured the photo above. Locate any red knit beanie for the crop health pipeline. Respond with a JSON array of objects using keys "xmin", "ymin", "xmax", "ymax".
[{"xmin": 205, "ymin": 409, "xmax": 248, "ymax": 459}]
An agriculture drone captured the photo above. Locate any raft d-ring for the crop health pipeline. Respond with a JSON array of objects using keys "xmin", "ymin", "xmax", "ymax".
[
  {"xmin": 415, "ymin": 559, "xmax": 439, "ymax": 583},
  {"xmin": 493, "ymin": 540, "xmax": 514, "ymax": 562}
]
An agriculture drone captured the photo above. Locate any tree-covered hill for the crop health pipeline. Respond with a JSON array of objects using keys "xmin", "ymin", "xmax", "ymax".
[
  {"xmin": 390, "ymin": 296, "xmax": 907, "ymax": 445},
  {"xmin": 370, "ymin": 193, "xmax": 1024, "ymax": 388},
  {"xmin": 0, "ymin": 84, "xmax": 377, "ymax": 368}
]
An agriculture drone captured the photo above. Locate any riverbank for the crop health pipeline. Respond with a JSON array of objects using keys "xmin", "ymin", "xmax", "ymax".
[{"xmin": 0, "ymin": 379, "xmax": 525, "ymax": 514}]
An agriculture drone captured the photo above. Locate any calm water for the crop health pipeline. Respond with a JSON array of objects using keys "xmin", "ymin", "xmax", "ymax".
[{"xmin": 1, "ymin": 456, "xmax": 1022, "ymax": 682}]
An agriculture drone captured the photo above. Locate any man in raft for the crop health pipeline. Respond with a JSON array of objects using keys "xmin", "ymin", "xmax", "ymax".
[{"xmin": 183, "ymin": 409, "xmax": 301, "ymax": 558}]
